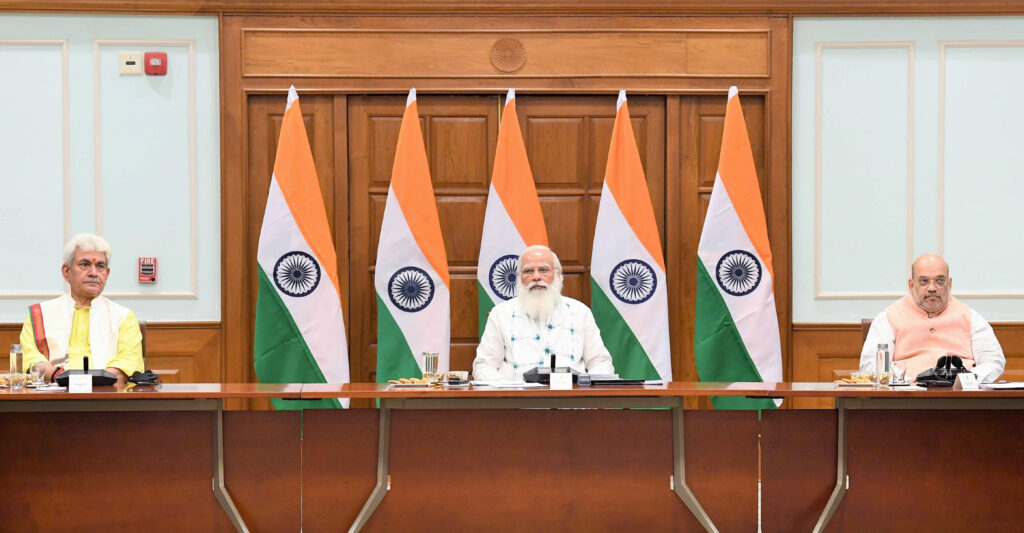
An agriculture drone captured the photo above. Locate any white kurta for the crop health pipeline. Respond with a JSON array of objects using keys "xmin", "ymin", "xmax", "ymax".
[
  {"xmin": 473, "ymin": 296, "xmax": 615, "ymax": 381},
  {"xmin": 860, "ymin": 308, "xmax": 1005, "ymax": 383}
]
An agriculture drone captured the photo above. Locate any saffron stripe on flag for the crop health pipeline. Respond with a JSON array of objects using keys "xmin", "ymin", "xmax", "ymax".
[
  {"xmin": 376, "ymin": 88, "xmax": 451, "ymax": 380},
  {"xmin": 694, "ymin": 86, "xmax": 782, "ymax": 409},
  {"xmin": 254, "ymin": 86, "xmax": 350, "ymax": 409},
  {"xmin": 590, "ymin": 91, "xmax": 672, "ymax": 382},
  {"xmin": 477, "ymin": 89, "xmax": 547, "ymax": 339}
]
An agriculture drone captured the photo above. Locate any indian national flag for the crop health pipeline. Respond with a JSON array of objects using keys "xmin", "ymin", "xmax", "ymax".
[
  {"xmin": 590, "ymin": 91, "xmax": 671, "ymax": 381},
  {"xmin": 477, "ymin": 89, "xmax": 548, "ymax": 337},
  {"xmin": 695, "ymin": 86, "xmax": 782, "ymax": 409},
  {"xmin": 254, "ymin": 86, "xmax": 350, "ymax": 409},
  {"xmin": 375, "ymin": 89, "xmax": 451, "ymax": 382}
]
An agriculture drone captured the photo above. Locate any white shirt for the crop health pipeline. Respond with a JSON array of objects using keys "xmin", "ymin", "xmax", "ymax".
[
  {"xmin": 860, "ymin": 308, "xmax": 1005, "ymax": 383},
  {"xmin": 473, "ymin": 296, "xmax": 615, "ymax": 381}
]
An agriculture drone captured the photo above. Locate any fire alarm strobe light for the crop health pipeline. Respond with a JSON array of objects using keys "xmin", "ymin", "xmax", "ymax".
[{"xmin": 144, "ymin": 52, "xmax": 167, "ymax": 76}]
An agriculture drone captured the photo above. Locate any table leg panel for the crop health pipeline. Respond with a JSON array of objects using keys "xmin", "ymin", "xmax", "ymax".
[
  {"xmin": 222, "ymin": 410, "xmax": 301, "ymax": 531},
  {"xmin": 0, "ymin": 411, "xmax": 235, "ymax": 532},
  {"xmin": 301, "ymin": 408, "xmax": 758, "ymax": 533}
]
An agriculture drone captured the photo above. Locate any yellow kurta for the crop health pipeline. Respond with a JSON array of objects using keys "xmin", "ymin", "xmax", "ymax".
[{"xmin": 18, "ymin": 306, "xmax": 144, "ymax": 376}]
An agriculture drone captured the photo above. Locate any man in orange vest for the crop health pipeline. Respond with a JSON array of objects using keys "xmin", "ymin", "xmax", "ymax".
[{"xmin": 860, "ymin": 253, "xmax": 1005, "ymax": 383}]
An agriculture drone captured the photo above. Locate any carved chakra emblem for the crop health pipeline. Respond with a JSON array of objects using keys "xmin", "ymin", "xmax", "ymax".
[{"xmin": 490, "ymin": 38, "xmax": 526, "ymax": 73}]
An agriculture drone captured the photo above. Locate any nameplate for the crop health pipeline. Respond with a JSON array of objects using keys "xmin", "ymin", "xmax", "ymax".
[
  {"xmin": 550, "ymin": 372, "xmax": 572, "ymax": 390},
  {"xmin": 953, "ymin": 373, "xmax": 979, "ymax": 391},
  {"xmin": 69, "ymin": 373, "xmax": 92, "ymax": 393}
]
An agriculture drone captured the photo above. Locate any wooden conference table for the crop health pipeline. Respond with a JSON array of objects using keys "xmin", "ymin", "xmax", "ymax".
[{"xmin": 3, "ymin": 382, "xmax": 1024, "ymax": 532}]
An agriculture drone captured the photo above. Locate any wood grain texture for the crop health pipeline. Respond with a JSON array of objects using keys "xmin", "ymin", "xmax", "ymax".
[
  {"xmin": 222, "ymin": 411, "xmax": 302, "ymax": 530},
  {"xmin": 1, "ymin": 322, "xmax": 222, "ymax": 383},
  {"xmin": 303, "ymin": 409, "xmax": 760, "ymax": 532},
  {"xmin": 764, "ymin": 409, "xmax": 1024, "ymax": 532},
  {"xmin": 221, "ymin": 14, "xmax": 249, "ymax": 411},
  {"xmin": 7, "ymin": 0, "xmax": 1024, "ymax": 15},
  {"xmin": 241, "ymin": 29, "xmax": 769, "ymax": 79},
  {"xmin": 345, "ymin": 94, "xmax": 666, "ymax": 397},
  {"xmin": 0, "ymin": 411, "xmax": 236, "ymax": 532},
  {"xmin": 792, "ymin": 322, "xmax": 1024, "ymax": 408},
  {"xmin": 219, "ymin": 14, "xmax": 788, "ymax": 409}
]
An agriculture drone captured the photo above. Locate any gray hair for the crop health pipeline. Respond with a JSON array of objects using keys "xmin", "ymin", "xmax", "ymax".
[
  {"xmin": 518, "ymin": 244, "xmax": 562, "ymax": 274},
  {"xmin": 63, "ymin": 233, "xmax": 111, "ymax": 268}
]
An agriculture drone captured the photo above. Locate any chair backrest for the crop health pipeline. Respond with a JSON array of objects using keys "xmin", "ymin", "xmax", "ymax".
[
  {"xmin": 861, "ymin": 318, "xmax": 872, "ymax": 345},
  {"xmin": 138, "ymin": 319, "xmax": 147, "ymax": 364}
]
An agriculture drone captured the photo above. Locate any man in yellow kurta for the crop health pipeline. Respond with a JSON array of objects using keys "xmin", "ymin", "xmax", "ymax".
[{"xmin": 19, "ymin": 234, "xmax": 144, "ymax": 386}]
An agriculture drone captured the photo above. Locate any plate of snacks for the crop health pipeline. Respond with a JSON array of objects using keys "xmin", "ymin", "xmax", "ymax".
[
  {"xmin": 387, "ymin": 377, "xmax": 434, "ymax": 388},
  {"xmin": 834, "ymin": 373, "xmax": 874, "ymax": 386}
]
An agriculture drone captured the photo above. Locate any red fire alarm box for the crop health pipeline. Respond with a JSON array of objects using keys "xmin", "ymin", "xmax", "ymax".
[
  {"xmin": 144, "ymin": 52, "xmax": 167, "ymax": 76},
  {"xmin": 139, "ymin": 257, "xmax": 158, "ymax": 283}
]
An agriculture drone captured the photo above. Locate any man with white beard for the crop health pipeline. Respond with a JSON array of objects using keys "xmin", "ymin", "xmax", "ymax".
[{"xmin": 473, "ymin": 245, "xmax": 615, "ymax": 381}]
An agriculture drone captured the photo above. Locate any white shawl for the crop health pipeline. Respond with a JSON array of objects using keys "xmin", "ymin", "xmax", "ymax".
[{"xmin": 38, "ymin": 294, "xmax": 130, "ymax": 370}]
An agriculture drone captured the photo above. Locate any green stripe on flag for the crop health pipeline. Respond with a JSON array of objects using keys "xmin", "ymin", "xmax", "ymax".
[
  {"xmin": 590, "ymin": 277, "xmax": 660, "ymax": 380},
  {"xmin": 694, "ymin": 260, "xmax": 776, "ymax": 410},
  {"xmin": 477, "ymin": 282, "xmax": 496, "ymax": 339},
  {"xmin": 254, "ymin": 267, "xmax": 341, "ymax": 410},
  {"xmin": 376, "ymin": 295, "xmax": 422, "ymax": 383}
]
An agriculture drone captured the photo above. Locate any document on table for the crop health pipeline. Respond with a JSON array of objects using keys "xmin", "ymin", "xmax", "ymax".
[
  {"xmin": 470, "ymin": 380, "xmax": 546, "ymax": 388},
  {"xmin": 980, "ymin": 382, "xmax": 1024, "ymax": 390}
]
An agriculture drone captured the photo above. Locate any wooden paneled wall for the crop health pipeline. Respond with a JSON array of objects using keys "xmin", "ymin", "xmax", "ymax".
[
  {"xmin": 0, "ymin": 323, "xmax": 222, "ymax": 383},
  {"xmin": 222, "ymin": 14, "xmax": 790, "ymax": 408},
  {"xmin": 6, "ymin": 0, "xmax": 1024, "ymax": 15},
  {"xmin": 6, "ymin": 3, "xmax": 1024, "ymax": 410},
  {"xmin": 792, "ymin": 323, "xmax": 1024, "ymax": 409}
]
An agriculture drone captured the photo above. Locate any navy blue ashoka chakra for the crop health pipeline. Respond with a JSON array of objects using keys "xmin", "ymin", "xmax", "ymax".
[
  {"xmin": 273, "ymin": 251, "xmax": 321, "ymax": 297},
  {"xmin": 609, "ymin": 259, "xmax": 657, "ymax": 304},
  {"xmin": 488, "ymin": 254, "xmax": 519, "ymax": 301},
  {"xmin": 715, "ymin": 250, "xmax": 762, "ymax": 297},
  {"xmin": 388, "ymin": 266, "xmax": 435, "ymax": 312}
]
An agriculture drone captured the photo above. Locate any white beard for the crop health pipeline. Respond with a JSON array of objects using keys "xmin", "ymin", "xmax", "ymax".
[{"xmin": 516, "ymin": 276, "xmax": 563, "ymax": 324}]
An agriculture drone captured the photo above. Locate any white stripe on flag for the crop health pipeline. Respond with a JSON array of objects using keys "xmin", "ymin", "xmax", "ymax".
[
  {"xmin": 592, "ymin": 184, "xmax": 672, "ymax": 381},
  {"xmin": 374, "ymin": 192, "xmax": 451, "ymax": 372},
  {"xmin": 478, "ymin": 183, "xmax": 528, "ymax": 304},
  {"xmin": 697, "ymin": 176, "xmax": 782, "ymax": 382},
  {"xmin": 257, "ymin": 177, "xmax": 350, "ymax": 384}
]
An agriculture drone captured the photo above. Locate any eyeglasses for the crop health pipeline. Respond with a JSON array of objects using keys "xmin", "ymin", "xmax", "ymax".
[
  {"xmin": 916, "ymin": 276, "xmax": 947, "ymax": 288},
  {"xmin": 521, "ymin": 266, "xmax": 554, "ymax": 278},
  {"xmin": 76, "ymin": 260, "xmax": 108, "ymax": 273}
]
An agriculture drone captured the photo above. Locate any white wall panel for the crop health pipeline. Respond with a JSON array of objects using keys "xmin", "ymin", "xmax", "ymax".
[
  {"xmin": 0, "ymin": 15, "xmax": 218, "ymax": 322},
  {"xmin": 817, "ymin": 45, "xmax": 911, "ymax": 297},
  {"xmin": 941, "ymin": 44, "xmax": 1024, "ymax": 297},
  {"xmin": 97, "ymin": 41, "xmax": 195, "ymax": 298},
  {"xmin": 794, "ymin": 17, "xmax": 1024, "ymax": 322},
  {"xmin": 0, "ymin": 41, "xmax": 67, "ymax": 299}
]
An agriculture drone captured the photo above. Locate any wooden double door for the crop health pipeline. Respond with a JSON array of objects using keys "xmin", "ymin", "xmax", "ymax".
[{"xmin": 247, "ymin": 92, "xmax": 770, "ymax": 407}]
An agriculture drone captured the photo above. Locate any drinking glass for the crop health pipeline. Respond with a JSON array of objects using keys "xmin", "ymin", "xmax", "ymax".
[
  {"xmin": 30, "ymin": 364, "xmax": 46, "ymax": 387},
  {"xmin": 9, "ymin": 345, "xmax": 24, "ymax": 390},
  {"xmin": 422, "ymin": 352, "xmax": 439, "ymax": 382},
  {"xmin": 891, "ymin": 364, "xmax": 906, "ymax": 385}
]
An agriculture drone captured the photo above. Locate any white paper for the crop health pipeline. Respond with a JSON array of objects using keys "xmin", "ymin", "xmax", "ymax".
[
  {"xmin": 549, "ymin": 372, "xmax": 572, "ymax": 390},
  {"xmin": 68, "ymin": 373, "xmax": 92, "ymax": 393},
  {"xmin": 980, "ymin": 382, "xmax": 1024, "ymax": 390},
  {"xmin": 470, "ymin": 380, "xmax": 545, "ymax": 388},
  {"xmin": 953, "ymin": 373, "xmax": 979, "ymax": 391}
]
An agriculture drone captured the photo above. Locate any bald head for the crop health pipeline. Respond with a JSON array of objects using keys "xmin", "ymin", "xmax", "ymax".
[
  {"xmin": 908, "ymin": 254, "xmax": 951, "ymax": 315},
  {"xmin": 910, "ymin": 254, "xmax": 948, "ymax": 279}
]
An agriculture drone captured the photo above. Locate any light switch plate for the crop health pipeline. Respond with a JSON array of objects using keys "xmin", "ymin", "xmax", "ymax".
[{"xmin": 119, "ymin": 51, "xmax": 143, "ymax": 75}]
